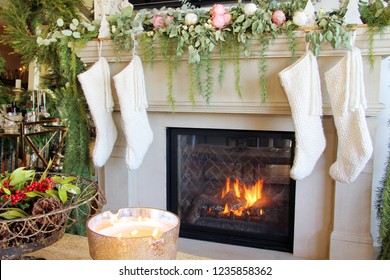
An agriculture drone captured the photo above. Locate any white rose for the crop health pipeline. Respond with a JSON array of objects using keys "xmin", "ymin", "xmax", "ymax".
[
  {"xmin": 118, "ymin": 0, "xmax": 133, "ymax": 11},
  {"xmin": 185, "ymin": 12, "xmax": 198, "ymax": 25},
  {"xmin": 244, "ymin": 3, "xmax": 257, "ymax": 17},
  {"xmin": 293, "ymin": 11, "xmax": 308, "ymax": 27}
]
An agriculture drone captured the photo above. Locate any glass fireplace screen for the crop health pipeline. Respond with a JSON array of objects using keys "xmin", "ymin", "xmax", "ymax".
[{"xmin": 167, "ymin": 128, "xmax": 296, "ymax": 252}]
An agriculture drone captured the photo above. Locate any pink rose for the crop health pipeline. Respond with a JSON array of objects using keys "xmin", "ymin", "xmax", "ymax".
[
  {"xmin": 211, "ymin": 4, "xmax": 226, "ymax": 17},
  {"xmin": 212, "ymin": 15, "xmax": 226, "ymax": 29},
  {"xmin": 152, "ymin": 15, "xmax": 165, "ymax": 28},
  {"xmin": 272, "ymin": 10, "xmax": 286, "ymax": 26},
  {"xmin": 223, "ymin": 13, "xmax": 232, "ymax": 26}
]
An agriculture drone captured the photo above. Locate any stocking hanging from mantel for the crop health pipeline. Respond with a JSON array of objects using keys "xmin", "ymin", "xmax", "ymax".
[
  {"xmin": 279, "ymin": 47, "xmax": 326, "ymax": 180},
  {"xmin": 325, "ymin": 32, "xmax": 373, "ymax": 184},
  {"xmin": 78, "ymin": 42, "xmax": 118, "ymax": 167},
  {"xmin": 113, "ymin": 54, "xmax": 153, "ymax": 170}
]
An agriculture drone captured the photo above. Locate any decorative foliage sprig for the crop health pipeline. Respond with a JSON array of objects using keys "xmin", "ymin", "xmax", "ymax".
[
  {"xmin": 359, "ymin": 0, "xmax": 390, "ymax": 67},
  {"xmin": 0, "ymin": 164, "xmax": 80, "ymax": 220},
  {"xmin": 306, "ymin": 1, "xmax": 352, "ymax": 56}
]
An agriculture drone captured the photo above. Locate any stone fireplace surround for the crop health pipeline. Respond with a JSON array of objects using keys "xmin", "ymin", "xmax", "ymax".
[{"xmin": 78, "ymin": 28, "xmax": 390, "ymax": 259}]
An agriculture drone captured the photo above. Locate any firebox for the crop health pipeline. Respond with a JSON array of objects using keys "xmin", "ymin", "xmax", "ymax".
[{"xmin": 167, "ymin": 128, "xmax": 296, "ymax": 253}]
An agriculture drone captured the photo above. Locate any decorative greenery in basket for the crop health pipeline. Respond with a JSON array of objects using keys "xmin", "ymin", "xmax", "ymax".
[
  {"xmin": 0, "ymin": 162, "xmax": 105, "ymax": 257},
  {"xmin": 0, "ymin": 166, "xmax": 79, "ymax": 220}
]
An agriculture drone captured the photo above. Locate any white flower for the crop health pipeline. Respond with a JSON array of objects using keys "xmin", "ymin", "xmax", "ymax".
[
  {"xmin": 61, "ymin": 30, "xmax": 72, "ymax": 36},
  {"xmin": 111, "ymin": 25, "xmax": 117, "ymax": 33},
  {"xmin": 118, "ymin": 0, "xmax": 133, "ymax": 11},
  {"xmin": 72, "ymin": 31, "xmax": 81, "ymax": 38},
  {"xmin": 36, "ymin": 36, "xmax": 44, "ymax": 45},
  {"xmin": 244, "ymin": 3, "xmax": 257, "ymax": 17},
  {"xmin": 185, "ymin": 13, "xmax": 198, "ymax": 25},
  {"xmin": 293, "ymin": 11, "xmax": 308, "ymax": 27},
  {"xmin": 57, "ymin": 18, "xmax": 64, "ymax": 27},
  {"xmin": 43, "ymin": 39, "xmax": 51, "ymax": 46}
]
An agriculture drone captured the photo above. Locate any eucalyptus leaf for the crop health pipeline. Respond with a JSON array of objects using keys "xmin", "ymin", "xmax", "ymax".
[
  {"xmin": 325, "ymin": 30, "xmax": 333, "ymax": 42},
  {"xmin": 236, "ymin": 14, "xmax": 246, "ymax": 23},
  {"xmin": 242, "ymin": 19, "xmax": 252, "ymax": 30}
]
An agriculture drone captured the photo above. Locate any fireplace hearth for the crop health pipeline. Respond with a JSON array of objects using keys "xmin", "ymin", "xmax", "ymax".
[{"xmin": 167, "ymin": 128, "xmax": 296, "ymax": 252}]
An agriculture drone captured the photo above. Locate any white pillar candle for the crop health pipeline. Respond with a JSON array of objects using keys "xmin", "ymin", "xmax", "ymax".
[
  {"xmin": 15, "ymin": 79, "xmax": 22, "ymax": 89},
  {"xmin": 43, "ymin": 91, "xmax": 46, "ymax": 112},
  {"xmin": 32, "ymin": 90, "xmax": 35, "ymax": 111},
  {"xmin": 96, "ymin": 217, "xmax": 170, "ymax": 239}
]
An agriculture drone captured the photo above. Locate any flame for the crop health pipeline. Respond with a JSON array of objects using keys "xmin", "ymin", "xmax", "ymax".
[{"xmin": 220, "ymin": 177, "xmax": 264, "ymax": 217}]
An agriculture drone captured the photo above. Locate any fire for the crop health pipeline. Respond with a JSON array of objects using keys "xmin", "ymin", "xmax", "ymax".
[{"xmin": 221, "ymin": 177, "xmax": 264, "ymax": 216}]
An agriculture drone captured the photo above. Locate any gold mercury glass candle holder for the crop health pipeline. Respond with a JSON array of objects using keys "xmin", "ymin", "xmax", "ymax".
[{"xmin": 86, "ymin": 207, "xmax": 180, "ymax": 260}]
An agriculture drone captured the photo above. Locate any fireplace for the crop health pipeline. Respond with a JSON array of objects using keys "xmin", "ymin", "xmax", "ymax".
[
  {"xmin": 77, "ymin": 29, "xmax": 390, "ymax": 259},
  {"xmin": 167, "ymin": 128, "xmax": 296, "ymax": 252}
]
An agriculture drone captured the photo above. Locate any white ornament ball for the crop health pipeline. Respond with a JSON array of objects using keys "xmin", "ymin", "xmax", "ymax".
[
  {"xmin": 244, "ymin": 3, "xmax": 257, "ymax": 17},
  {"xmin": 185, "ymin": 13, "xmax": 198, "ymax": 25},
  {"xmin": 293, "ymin": 11, "xmax": 308, "ymax": 27}
]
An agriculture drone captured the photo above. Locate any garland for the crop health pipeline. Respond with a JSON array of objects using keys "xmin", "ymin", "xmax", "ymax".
[
  {"xmin": 359, "ymin": 0, "xmax": 390, "ymax": 68},
  {"xmin": 377, "ymin": 120, "xmax": 390, "ymax": 260}
]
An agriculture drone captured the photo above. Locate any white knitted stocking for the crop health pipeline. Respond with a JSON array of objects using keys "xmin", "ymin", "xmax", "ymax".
[
  {"xmin": 113, "ymin": 55, "xmax": 153, "ymax": 170},
  {"xmin": 325, "ymin": 47, "xmax": 373, "ymax": 183},
  {"xmin": 78, "ymin": 56, "xmax": 117, "ymax": 167},
  {"xmin": 279, "ymin": 51, "xmax": 326, "ymax": 180}
]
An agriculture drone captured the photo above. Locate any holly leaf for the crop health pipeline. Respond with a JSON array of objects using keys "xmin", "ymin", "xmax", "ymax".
[
  {"xmin": 52, "ymin": 175, "xmax": 77, "ymax": 185},
  {"xmin": 58, "ymin": 187, "xmax": 67, "ymax": 204},
  {"xmin": 39, "ymin": 159, "xmax": 53, "ymax": 183},
  {"xmin": 25, "ymin": 191, "xmax": 43, "ymax": 198},
  {"xmin": 0, "ymin": 208, "xmax": 29, "ymax": 219},
  {"xmin": 9, "ymin": 167, "xmax": 35, "ymax": 186}
]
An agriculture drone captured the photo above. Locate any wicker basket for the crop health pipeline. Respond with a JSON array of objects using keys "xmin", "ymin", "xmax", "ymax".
[{"xmin": 0, "ymin": 173, "xmax": 106, "ymax": 259}]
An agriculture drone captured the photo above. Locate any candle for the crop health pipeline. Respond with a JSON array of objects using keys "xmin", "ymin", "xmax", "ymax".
[
  {"xmin": 15, "ymin": 79, "xmax": 21, "ymax": 89},
  {"xmin": 87, "ymin": 207, "xmax": 180, "ymax": 260},
  {"xmin": 43, "ymin": 91, "xmax": 46, "ymax": 112},
  {"xmin": 96, "ymin": 217, "xmax": 170, "ymax": 239},
  {"xmin": 32, "ymin": 90, "xmax": 35, "ymax": 111}
]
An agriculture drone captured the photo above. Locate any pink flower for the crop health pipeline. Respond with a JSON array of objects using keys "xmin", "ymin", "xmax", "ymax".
[
  {"xmin": 152, "ymin": 15, "xmax": 165, "ymax": 28},
  {"xmin": 223, "ymin": 13, "xmax": 232, "ymax": 25},
  {"xmin": 212, "ymin": 14, "xmax": 226, "ymax": 29},
  {"xmin": 272, "ymin": 10, "xmax": 286, "ymax": 26},
  {"xmin": 211, "ymin": 4, "xmax": 226, "ymax": 16}
]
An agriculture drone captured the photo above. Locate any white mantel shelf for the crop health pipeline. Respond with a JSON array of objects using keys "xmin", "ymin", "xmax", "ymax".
[{"xmin": 77, "ymin": 27, "xmax": 390, "ymax": 117}]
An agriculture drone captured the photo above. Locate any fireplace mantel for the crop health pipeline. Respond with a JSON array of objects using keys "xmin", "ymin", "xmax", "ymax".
[
  {"xmin": 78, "ymin": 27, "xmax": 390, "ymax": 116},
  {"xmin": 77, "ymin": 27, "xmax": 390, "ymax": 260}
]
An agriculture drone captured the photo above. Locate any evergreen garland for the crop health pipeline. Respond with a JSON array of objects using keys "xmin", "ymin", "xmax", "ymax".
[
  {"xmin": 377, "ymin": 120, "xmax": 390, "ymax": 260},
  {"xmin": 188, "ymin": 63, "xmax": 196, "ymax": 106},
  {"xmin": 0, "ymin": 55, "xmax": 5, "ymax": 74}
]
